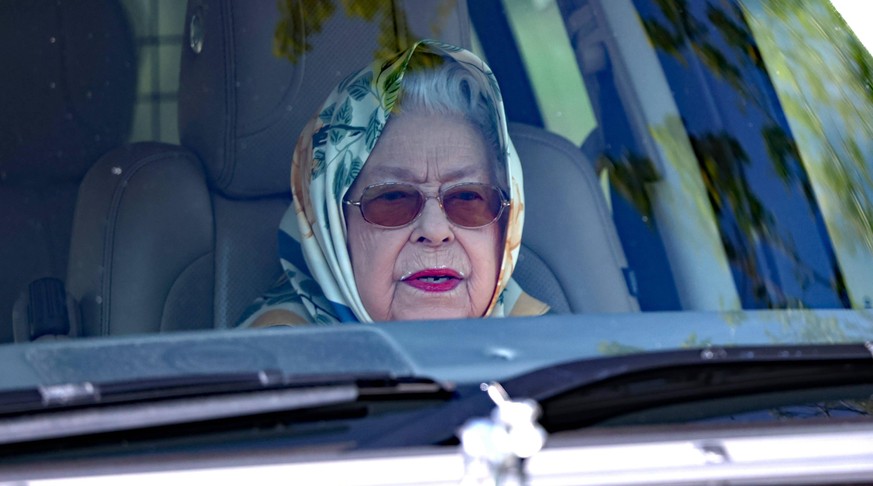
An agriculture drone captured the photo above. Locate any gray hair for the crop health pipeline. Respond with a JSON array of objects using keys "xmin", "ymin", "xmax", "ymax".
[{"xmin": 394, "ymin": 55, "xmax": 506, "ymax": 187}]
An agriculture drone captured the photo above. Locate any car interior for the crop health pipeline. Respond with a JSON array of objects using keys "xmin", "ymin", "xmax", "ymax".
[
  {"xmin": 3, "ymin": 0, "xmax": 640, "ymax": 343},
  {"xmin": 1, "ymin": 0, "xmax": 137, "ymax": 342}
]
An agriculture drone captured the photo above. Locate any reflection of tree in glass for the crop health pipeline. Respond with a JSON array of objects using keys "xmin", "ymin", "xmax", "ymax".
[
  {"xmin": 745, "ymin": 0, "xmax": 873, "ymax": 257},
  {"xmin": 598, "ymin": 151, "xmax": 659, "ymax": 221},
  {"xmin": 692, "ymin": 129, "xmax": 843, "ymax": 306},
  {"xmin": 642, "ymin": 0, "xmax": 767, "ymax": 110},
  {"xmin": 768, "ymin": 400, "xmax": 873, "ymax": 421},
  {"xmin": 637, "ymin": 0, "xmax": 848, "ymax": 307},
  {"xmin": 274, "ymin": 0, "xmax": 456, "ymax": 64}
]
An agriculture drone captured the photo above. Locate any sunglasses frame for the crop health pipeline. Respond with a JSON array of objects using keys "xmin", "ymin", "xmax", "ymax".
[{"xmin": 344, "ymin": 181, "xmax": 510, "ymax": 229}]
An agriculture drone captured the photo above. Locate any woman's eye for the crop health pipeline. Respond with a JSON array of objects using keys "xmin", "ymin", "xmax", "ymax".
[
  {"xmin": 375, "ymin": 190, "xmax": 413, "ymax": 202},
  {"xmin": 450, "ymin": 190, "xmax": 484, "ymax": 202}
]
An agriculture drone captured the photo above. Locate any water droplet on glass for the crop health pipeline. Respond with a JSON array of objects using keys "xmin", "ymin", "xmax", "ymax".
[
  {"xmin": 189, "ymin": 13, "xmax": 204, "ymax": 54},
  {"xmin": 49, "ymin": 82, "xmax": 56, "ymax": 89},
  {"xmin": 95, "ymin": 296, "xmax": 103, "ymax": 304},
  {"xmin": 49, "ymin": 36, "xmax": 56, "ymax": 44},
  {"xmin": 701, "ymin": 347, "xmax": 727, "ymax": 360},
  {"xmin": 85, "ymin": 91, "xmax": 93, "ymax": 99},
  {"xmin": 485, "ymin": 347, "xmax": 517, "ymax": 360},
  {"xmin": 111, "ymin": 167, "xmax": 122, "ymax": 175}
]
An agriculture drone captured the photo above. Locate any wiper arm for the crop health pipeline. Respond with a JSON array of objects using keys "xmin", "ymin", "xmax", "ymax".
[
  {"xmin": 365, "ymin": 343, "xmax": 873, "ymax": 448},
  {"xmin": 0, "ymin": 369, "xmax": 287, "ymax": 416},
  {"xmin": 523, "ymin": 343, "xmax": 873, "ymax": 431},
  {"xmin": 0, "ymin": 370, "xmax": 450, "ymax": 415},
  {"xmin": 0, "ymin": 372, "xmax": 452, "ymax": 446}
]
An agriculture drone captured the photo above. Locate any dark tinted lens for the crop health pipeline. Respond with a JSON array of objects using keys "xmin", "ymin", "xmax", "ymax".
[
  {"xmin": 360, "ymin": 184, "xmax": 423, "ymax": 227},
  {"xmin": 442, "ymin": 184, "xmax": 503, "ymax": 228}
]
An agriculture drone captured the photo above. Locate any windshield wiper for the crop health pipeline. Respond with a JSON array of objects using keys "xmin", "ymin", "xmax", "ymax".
[
  {"xmin": 365, "ymin": 343, "xmax": 873, "ymax": 448},
  {"xmin": 0, "ymin": 372, "xmax": 453, "ymax": 446}
]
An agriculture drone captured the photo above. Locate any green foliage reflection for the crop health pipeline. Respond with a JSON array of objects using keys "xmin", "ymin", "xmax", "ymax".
[
  {"xmin": 274, "ymin": 0, "xmax": 456, "ymax": 63},
  {"xmin": 744, "ymin": 0, "xmax": 873, "ymax": 307},
  {"xmin": 637, "ymin": 0, "xmax": 852, "ymax": 307}
]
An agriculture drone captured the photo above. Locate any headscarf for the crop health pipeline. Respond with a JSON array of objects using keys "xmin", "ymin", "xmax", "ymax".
[{"xmin": 238, "ymin": 40, "xmax": 546, "ymax": 326}]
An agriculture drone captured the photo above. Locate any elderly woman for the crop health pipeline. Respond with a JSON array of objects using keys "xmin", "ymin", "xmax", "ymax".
[{"xmin": 239, "ymin": 40, "xmax": 548, "ymax": 326}]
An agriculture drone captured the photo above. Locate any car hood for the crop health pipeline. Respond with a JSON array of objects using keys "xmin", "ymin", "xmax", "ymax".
[{"xmin": 1, "ymin": 309, "xmax": 872, "ymax": 391}]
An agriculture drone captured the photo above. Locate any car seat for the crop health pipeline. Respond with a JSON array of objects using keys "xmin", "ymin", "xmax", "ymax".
[
  {"xmin": 60, "ymin": 0, "xmax": 636, "ymax": 339},
  {"xmin": 509, "ymin": 123, "xmax": 637, "ymax": 313},
  {"xmin": 1, "ymin": 0, "xmax": 136, "ymax": 342}
]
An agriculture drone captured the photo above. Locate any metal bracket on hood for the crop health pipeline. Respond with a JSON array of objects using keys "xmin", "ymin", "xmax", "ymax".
[{"xmin": 458, "ymin": 382, "xmax": 547, "ymax": 485}]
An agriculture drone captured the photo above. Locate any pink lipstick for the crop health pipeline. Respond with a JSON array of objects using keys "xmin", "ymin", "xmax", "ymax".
[{"xmin": 402, "ymin": 268, "xmax": 463, "ymax": 292}]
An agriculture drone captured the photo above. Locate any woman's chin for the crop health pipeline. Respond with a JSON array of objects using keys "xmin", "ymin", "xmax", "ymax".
[{"xmin": 387, "ymin": 304, "xmax": 475, "ymax": 322}]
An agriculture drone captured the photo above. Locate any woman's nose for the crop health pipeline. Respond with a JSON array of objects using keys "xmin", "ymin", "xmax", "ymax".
[{"xmin": 410, "ymin": 198, "xmax": 454, "ymax": 245}]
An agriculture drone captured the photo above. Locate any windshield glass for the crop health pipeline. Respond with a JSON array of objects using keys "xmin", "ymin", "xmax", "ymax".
[{"xmin": 2, "ymin": 0, "xmax": 873, "ymax": 418}]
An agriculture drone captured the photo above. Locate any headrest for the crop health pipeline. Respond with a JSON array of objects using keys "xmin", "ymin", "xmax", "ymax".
[
  {"xmin": 178, "ymin": 0, "xmax": 471, "ymax": 198},
  {"xmin": 0, "ymin": 0, "xmax": 135, "ymax": 184}
]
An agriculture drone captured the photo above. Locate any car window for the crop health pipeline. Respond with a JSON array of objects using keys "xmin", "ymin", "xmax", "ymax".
[
  {"xmin": 0, "ymin": 1, "xmax": 869, "ymax": 322},
  {"xmin": 744, "ymin": 0, "xmax": 873, "ymax": 309},
  {"xmin": 0, "ymin": 1, "xmax": 867, "ymax": 313},
  {"xmin": 3, "ymin": 0, "xmax": 873, "ymax": 436},
  {"xmin": 122, "ymin": 0, "xmax": 186, "ymax": 144}
]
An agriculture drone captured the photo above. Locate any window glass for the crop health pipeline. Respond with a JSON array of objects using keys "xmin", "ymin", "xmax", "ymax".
[
  {"xmin": 503, "ymin": 0, "xmax": 595, "ymax": 145},
  {"xmin": 3, "ymin": 0, "xmax": 873, "ymax": 337},
  {"xmin": 121, "ymin": 0, "xmax": 185, "ymax": 144},
  {"xmin": 743, "ymin": 0, "xmax": 873, "ymax": 309},
  {"xmin": 632, "ymin": 0, "xmax": 850, "ymax": 309}
]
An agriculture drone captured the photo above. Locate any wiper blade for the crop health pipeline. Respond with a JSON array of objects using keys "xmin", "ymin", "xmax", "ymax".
[
  {"xmin": 0, "ymin": 372, "xmax": 453, "ymax": 445},
  {"xmin": 365, "ymin": 343, "xmax": 873, "ymax": 447},
  {"xmin": 0, "ymin": 370, "xmax": 284, "ymax": 415},
  {"xmin": 524, "ymin": 344, "xmax": 873, "ymax": 431},
  {"xmin": 0, "ymin": 371, "xmax": 450, "ymax": 416}
]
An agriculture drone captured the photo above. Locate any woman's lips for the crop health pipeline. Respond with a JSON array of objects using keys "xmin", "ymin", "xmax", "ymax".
[{"xmin": 402, "ymin": 268, "xmax": 463, "ymax": 292}]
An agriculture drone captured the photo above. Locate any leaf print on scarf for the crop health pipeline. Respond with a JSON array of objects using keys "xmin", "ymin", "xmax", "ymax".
[
  {"xmin": 336, "ymin": 69, "xmax": 358, "ymax": 93},
  {"xmin": 312, "ymin": 149, "xmax": 326, "ymax": 178},
  {"xmin": 333, "ymin": 156, "xmax": 349, "ymax": 202},
  {"xmin": 348, "ymin": 72, "xmax": 374, "ymax": 101},
  {"xmin": 380, "ymin": 68, "xmax": 404, "ymax": 111},
  {"xmin": 347, "ymin": 156, "xmax": 364, "ymax": 186},
  {"xmin": 318, "ymin": 102, "xmax": 336, "ymax": 123},
  {"xmin": 365, "ymin": 108, "xmax": 383, "ymax": 151},
  {"xmin": 329, "ymin": 127, "xmax": 346, "ymax": 145},
  {"xmin": 336, "ymin": 97, "xmax": 354, "ymax": 124}
]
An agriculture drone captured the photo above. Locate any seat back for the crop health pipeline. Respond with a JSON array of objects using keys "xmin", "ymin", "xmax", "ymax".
[
  {"xmin": 510, "ymin": 123, "xmax": 638, "ymax": 313},
  {"xmin": 1, "ymin": 0, "xmax": 135, "ymax": 341}
]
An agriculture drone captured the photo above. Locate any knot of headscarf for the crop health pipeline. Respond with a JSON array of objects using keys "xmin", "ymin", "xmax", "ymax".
[{"xmin": 239, "ymin": 40, "xmax": 532, "ymax": 326}]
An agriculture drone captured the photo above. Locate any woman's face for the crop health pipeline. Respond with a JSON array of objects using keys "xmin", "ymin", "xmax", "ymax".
[{"xmin": 345, "ymin": 111, "xmax": 504, "ymax": 321}]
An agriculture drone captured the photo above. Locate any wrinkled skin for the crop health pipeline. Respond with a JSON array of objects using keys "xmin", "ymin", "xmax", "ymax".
[{"xmin": 345, "ymin": 112, "xmax": 504, "ymax": 321}]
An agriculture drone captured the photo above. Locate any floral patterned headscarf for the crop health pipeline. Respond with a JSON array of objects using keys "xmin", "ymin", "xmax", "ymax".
[{"xmin": 238, "ymin": 40, "xmax": 546, "ymax": 326}]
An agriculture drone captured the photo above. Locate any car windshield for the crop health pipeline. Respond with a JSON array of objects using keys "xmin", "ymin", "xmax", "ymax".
[{"xmin": 2, "ymin": 0, "xmax": 873, "ymax": 449}]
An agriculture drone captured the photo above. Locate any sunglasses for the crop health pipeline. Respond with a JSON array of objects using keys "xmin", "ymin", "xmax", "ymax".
[{"xmin": 344, "ymin": 182, "xmax": 510, "ymax": 229}]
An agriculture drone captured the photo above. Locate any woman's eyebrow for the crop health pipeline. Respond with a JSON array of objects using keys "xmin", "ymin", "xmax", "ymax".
[
  {"xmin": 366, "ymin": 165, "xmax": 418, "ymax": 181},
  {"xmin": 365, "ymin": 165, "xmax": 483, "ymax": 182},
  {"xmin": 440, "ymin": 166, "xmax": 482, "ymax": 181}
]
